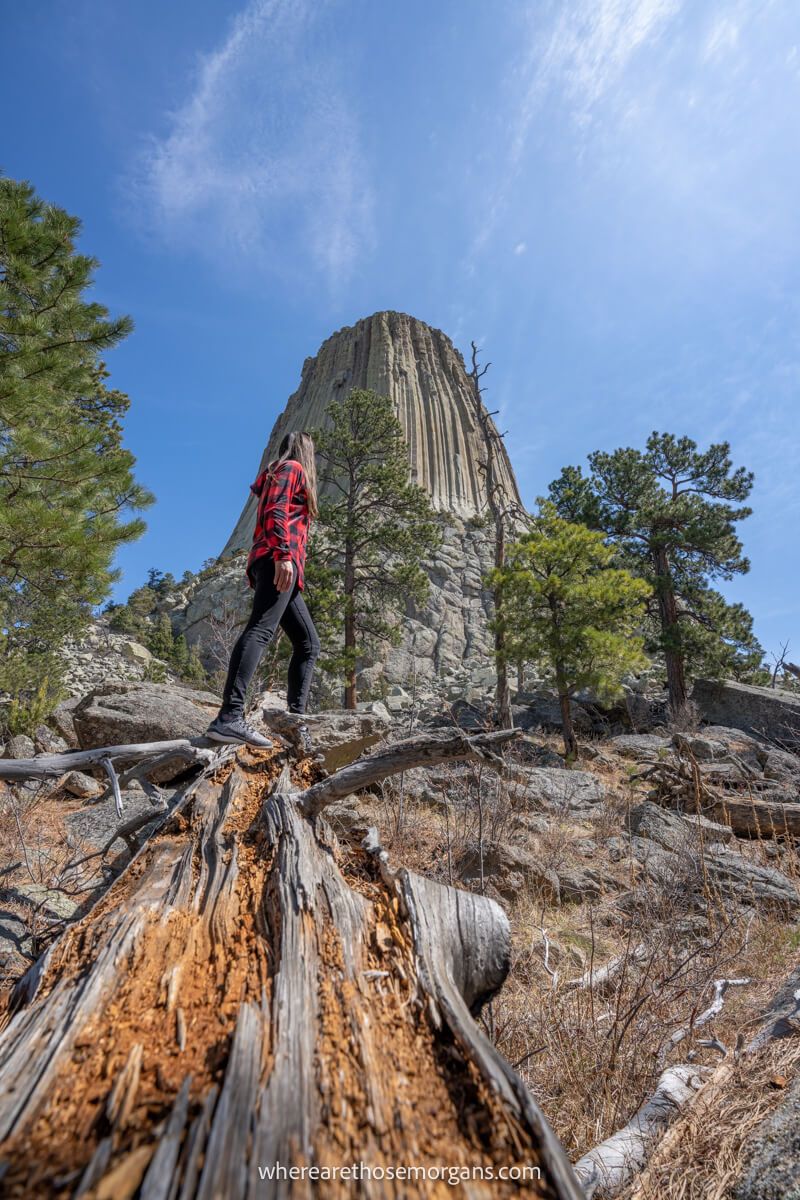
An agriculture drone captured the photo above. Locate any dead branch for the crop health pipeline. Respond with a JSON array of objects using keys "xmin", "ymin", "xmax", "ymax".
[
  {"xmin": 0, "ymin": 738, "xmax": 217, "ymax": 783},
  {"xmin": 300, "ymin": 727, "xmax": 520, "ymax": 817},
  {"xmin": 574, "ymin": 1065, "xmax": 712, "ymax": 1198},
  {"xmin": 565, "ymin": 945, "xmax": 648, "ymax": 993}
]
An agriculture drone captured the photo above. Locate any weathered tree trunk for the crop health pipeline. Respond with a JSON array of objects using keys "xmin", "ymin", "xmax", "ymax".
[
  {"xmin": 470, "ymin": 343, "xmax": 512, "ymax": 730},
  {"xmin": 0, "ymin": 733, "xmax": 582, "ymax": 1198},
  {"xmin": 707, "ymin": 794, "xmax": 800, "ymax": 839},
  {"xmin": 652, "ymin": 545, "xmax": 688, "ymax": 716},
  {"xmin": 494, "ymin": 517, "xmax": 512, "ymax": 729}
]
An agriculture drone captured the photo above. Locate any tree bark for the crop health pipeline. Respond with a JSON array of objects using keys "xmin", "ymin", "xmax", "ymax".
[
  {"xmin": 555, "ymin": 671, "xmax": 577, "ymax": 760},
  {"xmin": 0, "ymin": 735, "xmax": 582, "ymax": 1199},
  {"xmin": 470, "ymin": 344, "xmax": 512, "ymax": 730},
  {"xmin": 574, "ymin": 1065, "xmax": 711, "ymax": 1198},
  {"xmin": 652, "ymin": 545, "xmax": 688, "ymax": 716},
  {"xmin": 344, "ymin": 549, "xmax": 357, "ymax": 711}
]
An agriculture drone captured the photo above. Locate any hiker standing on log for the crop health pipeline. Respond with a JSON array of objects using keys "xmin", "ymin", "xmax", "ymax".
[{"xmin": 207, "ymin": 430, "xmax": 321, "ymax": 751}]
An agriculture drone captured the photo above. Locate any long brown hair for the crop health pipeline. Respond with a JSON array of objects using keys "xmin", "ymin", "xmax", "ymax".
[{"xmin": 269, "ymin": 430, "xmax": 319, "ymax": 518}]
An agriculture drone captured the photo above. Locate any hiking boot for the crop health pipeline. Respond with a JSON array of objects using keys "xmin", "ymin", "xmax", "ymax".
[{"xmin": 206, "ymin": 714, "xmax": 274, "ymax": 749}]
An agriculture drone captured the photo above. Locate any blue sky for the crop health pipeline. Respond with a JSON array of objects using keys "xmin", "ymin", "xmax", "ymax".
[{"xmin": 3, "ymin": 1, "xmax": 799, "ymax": 662}]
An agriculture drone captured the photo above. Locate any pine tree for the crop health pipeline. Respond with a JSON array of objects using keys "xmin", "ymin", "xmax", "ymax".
[
  {"xmin": 0, "ymin": 177, "xmax": 152, "ymax": 720},
  {"xmin": 312, "ymin": 388, "xmax": 441, "ymax": 708},
  {"xmin": 548, "ymin": 433, "xmax": 761, "ymax": 715},
  {"xmin": 489, "ymin": 506, "xmax": 650, "ymax": 757}
]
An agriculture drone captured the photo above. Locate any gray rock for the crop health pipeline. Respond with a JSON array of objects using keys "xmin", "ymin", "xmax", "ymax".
[
  {"xmin": 511, "ymin": 696, "xmax": 593, "ymax": 734},
  {"xmin": 74, "ymin": 681, "xmax": 220, "ymax": 748},
  {"xmin": 610, "ymin": 733, "xmax": 672, "ymax": 761},
  {"xmin": 121, "ymin": 640, "xmax": 153, "ymax": 665},
  {"xmin": 557, "ymin": 865, "xmax": 618, "ymax": 903},
  {"xmin": 520, "ymin": 766, "xmax": 605, "ymax": 812},
  {"xmin": 60, "ymin": 770, "xmax": 103, "ymax": 799},
  {"xmin": 33, "ymin": 725, "xmax": 69, "ymax": 755},
  {"xmin": 9, "ymin": 883, "xmax": 79, "ymax": 922},
  {"xmin": 5, "ymin": 735, "xmax": 34, "ymax": 760},
  {"xmin": 73, "ymin": 681, "xmax": 220, "ymax": 782},
  {"xmin": 703, "ymin": 847, "xmax": 799, "ymax": 911},
  {"xmin": 65, "ymin": 788, "xmax": 166, "ymax": 851},
  {"xmin": 261, "ymin": 697, "xmax": 390, "ymax": 771},
  {"xmin": 627, "ymin": 802, "xmax": 735, "ymax": 853},
  {"xmin": 458, "ymin": 840, "xmax": 561, "ymax": 903},
  {"xmin": 693, "ymin": 679, "xmax": 800, "ymax": 748},
  {"xmin": 672, "ymin": 732, "xmax": 728, "ymax": 761},
  {"xmin": 734, "ymin": 1077, "xmax": 800, "ymax": 1199}
]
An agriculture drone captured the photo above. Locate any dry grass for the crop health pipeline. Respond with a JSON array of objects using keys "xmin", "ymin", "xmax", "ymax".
[
  {"xmin": 3, "ymin": 723, "xmax": 800, "ymax": 1195},
  {"xmin": 355, "ymin": 732, "xmax": 800, "ymax": 1196},
  {"xmin": 620, "ymin": 1038, "xmax": 800, "ymax": 1200}
]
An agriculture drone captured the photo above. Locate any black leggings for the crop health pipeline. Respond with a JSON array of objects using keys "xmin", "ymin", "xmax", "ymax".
[{"xmin": 220, "ymin": 555, "xmax": 320, "ymax": 717}]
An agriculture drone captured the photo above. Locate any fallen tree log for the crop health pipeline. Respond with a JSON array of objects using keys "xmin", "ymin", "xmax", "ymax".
[
  {"xmin": 707, "ymin": 794, "xmax": 800, "ymax": 839},
  {"xmin": 0, "ymin": 729, "xmax": 582, "ymax": 1198},
  {"xmin": 573, "ymin": 1065, "xmax": 712, "ymax": 1199},
  {"xmin": 0, "ymin": 738, "xmax": 216, "ymax": 782}
]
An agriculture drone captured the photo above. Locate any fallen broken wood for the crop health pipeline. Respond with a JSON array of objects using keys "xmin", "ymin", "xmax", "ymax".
[
  {"xmin": 0, "ymin": 727, "xmax": 583, "ymax": 1198},
  {"xmin": 707, "ymin": 793, "xmax": 800, "ymax": 839},
  {"xmin": 573, "ymin": 1065, "xmax": 712, "ymax": 1199},
  {"xmin": 0, "ymin": 737, "xmax": 216, "ymax": 782}
]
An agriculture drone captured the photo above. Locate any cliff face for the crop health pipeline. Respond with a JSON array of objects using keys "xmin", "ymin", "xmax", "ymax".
[
  {"xmin": 223, "ymin": 311, "xmax": 523, "ymax": 553},
  {"xmin": 178, "ymin": 311, "xmax": 527, "ymax": 702}
]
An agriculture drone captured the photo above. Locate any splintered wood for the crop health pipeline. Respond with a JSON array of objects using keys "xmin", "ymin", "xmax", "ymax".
[{"xmin": 0, "ymin": 747, "xmax": 582, "ymax": 1199}]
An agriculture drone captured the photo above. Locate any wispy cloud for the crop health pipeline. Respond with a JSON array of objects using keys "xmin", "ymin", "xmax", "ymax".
[
  {"xmin": 128, "ymin": 0, "xmax": 374, "ymax": 288},
  {"xmin": 470, "ymin": 0, "xmax": 683, "ymax": 257}
]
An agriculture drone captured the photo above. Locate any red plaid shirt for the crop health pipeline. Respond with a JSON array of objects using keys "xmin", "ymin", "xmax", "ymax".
[{"xmin": 246, "ymin": 459, "xmax": 310, "ymax": 589}]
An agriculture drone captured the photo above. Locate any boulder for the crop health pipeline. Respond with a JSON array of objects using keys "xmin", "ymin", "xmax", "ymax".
[
  {"xmin": 4, "ymin": 735, "xmax": 34, "ymax": 760},
  {"xmin": 260, "ymin": 694, "xmax": 391, "ymax": 771},
  {"xmin": 672, "ymin": 732, "xmax": 729, "ymax": 761},
  {"xmin": 733, "ymin": 1075, "xmax": 800, "ymax": 1200},
  {"xmin": 73, "ymin": 682, "xmax": 220, "ymax": 748},
  {"xmin": 611, "ymin": 733, "xmax": 672, "ymax": 762},
  {"xmin": 73, "ymin": 682, "xmax": 220, "ymax": 783},
  {"xmin": 65, "ymin": 786, "xmax": 166, "ymax": 851},
  {"xmin": 59, "ymin": 770, "xmax": 103, "ymax": 800},
  {"xmin": 520, "ymin": 766, "xmax": 605, "ymax": 812},
  {"xmin": 385, "ymin": 686, "xmax": 412, "ymax": 713},
  {"xmin": 33, "ymin": 725, "xmax": 69, "ymax": 755},
  {"xmin": 458, "ymin": 840, "xmax": 561, "ymax": 903},
  {"xmin": 557, "ymin": 865, "xmax": 618, "ymax": 903},
  {"xmin": 703, "ymin": 847, "xmax": 800, "ymax": 911},
  {"xmin": 510, "ymin": 695, "xmax": 593, "ymax": 734},
  {"xmin": 121, "ymin": 640, "xmax": 153, "ymax": 666},
  {"xmin": 48, "ymin": 697, "xmax": 81, "ymax": 747},
  {"xmin": 692, "ymin": 679, "xmax": 800, "ymax": 748},
  {"xmin": 627, "ymin": 802, "xmax": 735, "ymax": 853}
]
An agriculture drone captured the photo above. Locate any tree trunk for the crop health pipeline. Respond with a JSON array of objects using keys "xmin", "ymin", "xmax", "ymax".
[
  {"xmin": 556, "ymin": 674, "xmax": 577, "ymax": 760},
  {"xmin": 344, "ymin": 535, "xmax": 357, "ymax": 711},
  {"xmin": 494, "ymin": 518, "xmax": 512, "ymax": 729},
  {"xmin": 0, "ymin": 735, "xmax": 583, "ymax": 1199},
  {"xmin": 652, "ymin": 545, "xmax": 688, "ymax": 716},
  {"xmin": 470, "ymin": 344, "xmax": 512, "ymax": 731}
]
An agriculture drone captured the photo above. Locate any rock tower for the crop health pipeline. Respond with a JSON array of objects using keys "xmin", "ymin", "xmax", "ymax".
[{"xmin": 179, "ymin": 312, "xmax": 527, "ymax": 702}]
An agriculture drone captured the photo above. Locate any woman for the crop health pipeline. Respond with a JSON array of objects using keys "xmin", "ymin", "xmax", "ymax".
[{"xmin": 206, "ymin": 430, "xmax": 321, "ymax": 749}]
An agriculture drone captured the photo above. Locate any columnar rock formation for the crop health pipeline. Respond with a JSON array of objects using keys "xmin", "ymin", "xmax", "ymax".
[
  {"xmin": 177, "ymin": 312, "xmax": 527, "ymax": 700},
  {"xmin": 224, "ymin": 311, "xmax": 523, "ymax": 549}
]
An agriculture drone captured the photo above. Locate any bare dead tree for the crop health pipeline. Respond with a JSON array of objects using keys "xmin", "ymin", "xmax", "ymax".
[
  {"xmin": 771, "ymin": 639, "xmax": 792, "ymax": 688},
  {"xmin": 468, "ymin": 342, "xmax": 528, "ymax": 730}
]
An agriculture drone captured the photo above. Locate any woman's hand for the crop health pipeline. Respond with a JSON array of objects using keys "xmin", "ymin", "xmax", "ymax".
[{"xmin": 275, "ymin": 559, "xmax": 294, "ymax": 592}]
